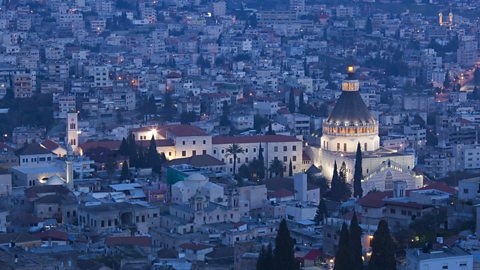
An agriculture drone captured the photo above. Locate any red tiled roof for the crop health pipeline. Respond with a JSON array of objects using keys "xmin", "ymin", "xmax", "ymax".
[
  {"xmin": 180, "ymin": 242, "xmax": 212, "ymax": 251},
  {"xmin": 358, "ymin": 191, "xmax": 392, "ymax": 208},
  {"xmin": 269, "ymin": 188, "xmax": 294, "ymax": 198},
  {"xmin": 41, "ymin": 139, "xmax": 61, "ymax": 151},
  {"xmin": 132, "ymin": 125, "xmax": 207, "ymax": 137},
  {"xmin": 212, "ymin": 135, "xmax": 300, "ymax": 144},
  {"xmin": 303, "ymin": 249, "xmax": 322, "ymax": 261},
  {"xmin": 383, "ymin": 200, "xmax": 430, "ymax": 209},
  {"xmin": 80, "ymin": 140, "xmax": 121, "ymax": 152},
  {"xmin": 106, "ymin": 236, "xmax": 151, "ymax": 247},
  {"xmin": 0, "ymin": 142, "xmax": 15, "ymax": 152},
  {"xmin": 34, "ymin": 230, "xmax": 68, "ymax": 241},
  {"xmin": 16, "ymin": 143, "xmax": 53, "ymax": 156},
  {"xmin": 137, "ymin": 139, "xmax": 175, "ymax": 148},
  {"xmin": 417, "ymin": 182, "xmax": 456, "ymax": 195}
]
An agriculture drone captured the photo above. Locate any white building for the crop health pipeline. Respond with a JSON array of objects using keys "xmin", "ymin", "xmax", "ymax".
[
  {"xmin": 307, "ymin": 67, "xmax": 416, "ymax": 184},
  {"xmin": 171, "ymin": 173, "xmax": 224, "ymax": 203},
  {"xmin": 458, "ymin": 177, "xmax": 480, "ymax": 201},
  {"xmin": 406, "ymin": 247, "xmax": 473, "ymax": 270},
  {"xmin": 212, "ymin": 135, "xmax": 303, "ymax": 175}
]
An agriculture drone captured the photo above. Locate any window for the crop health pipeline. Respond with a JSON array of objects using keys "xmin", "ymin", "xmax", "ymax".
[
  {"xmin": 203, "ymin": 140, "xmax": 206, "ymax": 144},
  {"xmin": 182, "ymin": 141, "xmax": 185, "ymax": 145},
  {"xmin": 253, "ymin": 148, "xmax": 257, "ymax": 152},
  {"xmin": 245, "ymin": 157, "xmax": 249, "ymax": 163},
  {"xmin": 245, "ymin": 148, "xmax": 248, "ymax": 153},
  {"xmin": 182, "ymin": 151, "xmax": 186, "ymax": 157},
  {"xmin": 364, "ymin": 143, "xmax": 368, "ymax": 151},
  {"xmin": 192, "ymin": 150, "xmax": 196, "ymax": 156},
  {"xmin": 292, "ymin": 145, "xmax": 296, "ymax": 151},
  {"xmin": 213, "ymin": 149, "xmax": 217, "ymax": 154},
  {"xmin": 193, "ymin": 140, "xmax": 196, "ymax": 145},
  {"xmin": 274, "ymin": 146, "xmax": 278, "ymax": 152},
  {"xmin": 337, "ymin": 143, "xmax": 340, "ymax": 151},
  {"xmin": 283, "ymin": 146, "xmax": 287, "ymax": 151},
  {"xmin": 344, "ymin": 143, "xmax": 347, "ymax": 152},
  {"xmin": 390, "ymin": 209, "xmax": 396, "ymax": 214},
  {"xmin": 101, "ymin": 220, "xmax": 105, "ymax": 227},
  {"xmin": 292, "ymin": 156, "xmax": 296, "ymax": 161},
  {"xmin": 229, "ymin": 158, "xmax": 233, "ymax": 164},
  {"xmin": 283, "ymin": 156, "xmax": 287, "ymax": 162},
  {"xmin": 464, "ymin": 188, "xmax": 469, "ymax": 194},
  {"xmin": 202, "ymin": 150, "xmax": 207, "ymax": 155}
]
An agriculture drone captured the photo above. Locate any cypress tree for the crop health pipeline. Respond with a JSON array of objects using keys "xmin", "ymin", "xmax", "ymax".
[
  {"xmin": 266, "ymin": 122, "xmax": 275, "ymax": 135},
  {"xmin": 256, "ymin": 243, "xmax": 274, "ymax": 270},
  {"xmin": 148, "ymin": 136, "xmax": 160, "ymax": 172},
  {"xmin": 443, "ymin": 71, "xmax": 450, "ymax": 89},
  {"xmin": 299, "ymin": 90, "xmax": 305, "ymax": 114},
  {"xmin": 288, "ymin": 159, "xmax": 293, "ymax": 177},
  {"xmin": 120, "ymin": 160, "xmax": 129, "ymax": 180},
  {"xmin": 334, "ymin": 223, "xmax": 351, "ymax": 270},
  {"xmin": 119, "ymin": 137, "xmax": 128, "ymax": 155},
  {"xmin": 265, "ymin": 243, "xmax": 273, "ymax": 270},
  {"xmin": 288, "ymin": 89, "xmax": 295, "ymax": 113},
  {"xmin": 330, "ymin": 161, "xmax": 341, "ymax": 201},
  {"xmin": 339, "ymin": 161, "xmax": 351, "ymax": 199},
  {"xmin": 349, "ymin": 213, "xmax": 363, "ymax": 270},
  {"xmin": 257, "ymin": 143, "xmax": 265, "ymax": 180},
  {"xmin": 368, "ymin": 220, "xmax": 396, "ymax": 270},
  {"xmin": 353, "ymin": 143, "xmax": 364, "ymax": 198},
  {"xmin": 127, "ymin": 133, "xmax": 138, "ymax": 168},
  {"xmin": 274, "ymin": 219, "xmax": 299, "ymax": 270},
  {"xmin": 314, "ymin": 198, "xmax": 328, "ymax": 225},
  {"xmin": 256, "ymin": 246, "xmax": 267, "ymax": 270}
]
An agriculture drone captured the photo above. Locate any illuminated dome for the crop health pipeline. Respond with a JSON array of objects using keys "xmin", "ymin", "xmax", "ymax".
[
  {"xmin": 321, "ymin": 66, "xmax": 380, "ymax": 153},
  {"xmin": 46, "ymin": 175, "xmax": 66, "ymax": 186},
  {"xmin": 186, "ymin": 173, "xmax": 207, "ymax": 182}
]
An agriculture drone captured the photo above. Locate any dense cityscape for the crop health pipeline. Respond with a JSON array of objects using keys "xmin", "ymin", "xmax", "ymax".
[{"xmin": 0, "ymin": 0, "xmax": 480, "ymax": 269}]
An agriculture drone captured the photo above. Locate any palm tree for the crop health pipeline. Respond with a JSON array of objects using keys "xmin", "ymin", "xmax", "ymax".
[
  {"xmin": 269, "ymin": 159, "xmax": 284, "ymax": 178},
  {"xmin": 225, "ymin": 144, "xmax": 244, "ymax": 177}
]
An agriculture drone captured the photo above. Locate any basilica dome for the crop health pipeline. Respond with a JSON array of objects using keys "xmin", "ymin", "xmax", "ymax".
[{"xmin": 321, "ymin": 66, "xmax": 380, "ymax": 153}]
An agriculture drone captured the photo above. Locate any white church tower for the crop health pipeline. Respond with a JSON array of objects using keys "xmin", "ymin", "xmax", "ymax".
[{"xmin": 66, "ymin": 111, "xmax": 79, "ymax": 154}]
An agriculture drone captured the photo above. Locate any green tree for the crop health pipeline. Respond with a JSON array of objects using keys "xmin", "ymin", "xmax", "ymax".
[
  {"xmin": 288, "ymin": 89, "xmax": 295, "ymax": 113},
  {"xmin": 120, "ymin": 160, "xmax": 130, "ymax": 180},
  {"xmin": 288, "ymin": 159, "xmax": 293, "ymax": 177},
  {"xmin": 127, "ymin": 133, "xmax": 138, "ymax": 168},
  {"xmin": 269, "ymin": 159, "xmax": 284, "ymax": 178},
  {"xmin": 162, "ymin": 92, "xmax": 175, "ymax": 120},
  {"xmin": 314, "ymin": 198, "xmax": 328, "ymax": 225},
  {"xmin": 220, "ymin": 101, "xmax": 230, "ymax": 126},
  {"xmin": 334, "ymin": 223, "xmax": 351, "ymax": 270},
  {"xmin": 105, "ymin": 158, "xmax": 117, "ymax": 179},
  {"xmin": 147, "ymin": 136, "xmax": 162, "ymax": 173},
  {"xmin": 274, "ymin": 220, "xmax": 299, "ymax": 270},
  {"xmin": 329, "ymin": 161, "xmax": 342, "ymax": 201},
  {"xmin": 368, "ymin": 220, "xmax": 396, "ymax": 270},
  {"xmin": 119, "ymin": 137, "xmax": 129, "ymax": 156},
  {"xmin": 365, "ymin": 17, "xmax": 373, "ymax": 34},
  {"xmin": 298, "ymin": 90, "xmax": 305, "ymax": 114},
  {"xmin": 266, "ymin": 122, "xmax": 276, "ymax": 135},
  {"xmin": 256, "ymin": 244, "xmax": 273, "ymax": 270},
  {"xmin": 225, "ymin": 144, "xmax": 244, "ymax": 177},
  {"xmin": 475, "ymin": 68, "xmax": 480, "ymax": 86},
  {"xmin": 353, "ymin": 143, "xmax": 364, "ymax": 198},
  {"xmin": 443, "ymin": 71, "xmax": 451, "ymax": 89},
  {"xmin": 339, "ymin": 161, "xmax": 351, "ymax": 199},
  {"xmin": 180, "ymin": 111, "xmax": 197, "ymax": 124},
  {"xmin": 349, "ymin": 213, "xmax": 363, "ymax": 270},
  {"xmin": 238, "ymin": 164, "xmax": 250, "ymax": 180}
]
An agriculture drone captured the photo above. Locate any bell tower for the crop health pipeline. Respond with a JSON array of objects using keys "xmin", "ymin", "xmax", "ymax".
[{"xmin": 66, "ymin": 111, "xmax": 79, "ymax": 154}]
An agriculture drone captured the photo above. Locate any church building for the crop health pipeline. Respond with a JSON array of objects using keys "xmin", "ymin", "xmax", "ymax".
[{"xmin": 307, "ymin": 67, "xmax": 422, "ymax": 194}]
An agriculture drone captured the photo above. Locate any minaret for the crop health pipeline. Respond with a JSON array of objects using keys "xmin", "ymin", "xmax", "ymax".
[
  {"xmin": 448, "ymin": 11, "xmax": 453, "ymax": 28},
  {"xmin": 66, "ymin": 111, "xmax": 79, "ymax": 154},
  {"xmin": 439, "ymin": 12, "xmax": 443, "ymax": 26},
  {"xmin": 66, "ymin": 156, "xmax": 74, "ymax": 191}
]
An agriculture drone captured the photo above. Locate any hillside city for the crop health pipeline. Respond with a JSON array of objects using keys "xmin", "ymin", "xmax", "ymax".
[{"xmin": 1, "ymin": 0, "xmax": 480, "ymax": 269}]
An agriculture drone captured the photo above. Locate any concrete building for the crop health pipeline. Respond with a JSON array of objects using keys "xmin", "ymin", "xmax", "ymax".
[{"xmin": 406, "ymin": 247, "xmax": 473, "ymax": 270}]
